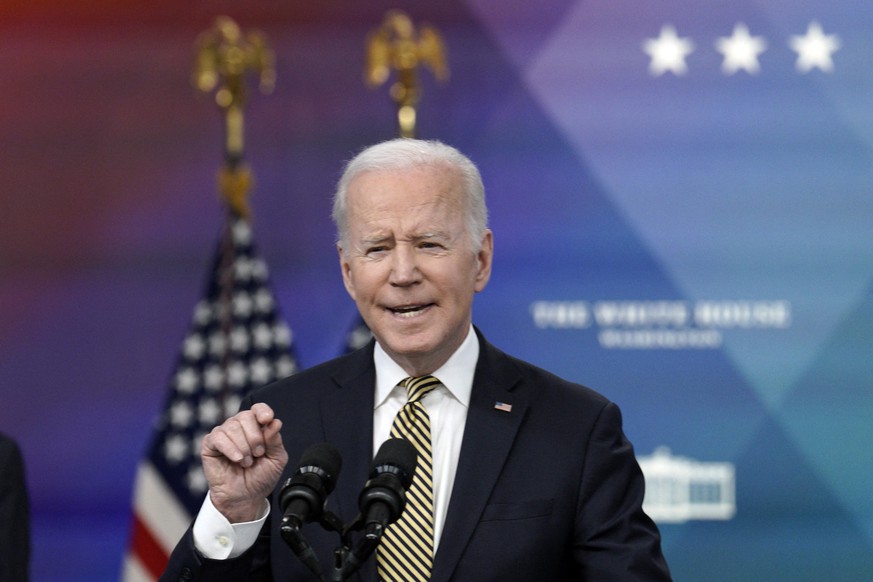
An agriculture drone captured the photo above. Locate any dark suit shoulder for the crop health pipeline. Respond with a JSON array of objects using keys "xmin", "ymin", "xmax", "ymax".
[
  {"xmin": 245, "ymin": 341, "xmax": 374, "ymax": 404},
  {"xmin": 478, "ymin": 334, "xmax": 612, "ymax": 412}
]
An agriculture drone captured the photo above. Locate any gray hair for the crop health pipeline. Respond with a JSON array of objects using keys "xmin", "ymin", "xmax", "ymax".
[{"xmin": 332, "ymin": 138, "xmax": 488, "ymax": 250}]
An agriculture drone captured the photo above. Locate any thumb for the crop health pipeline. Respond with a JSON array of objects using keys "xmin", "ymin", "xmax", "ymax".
[{"xmin": 262, "ymin": 418, "xmax": 287, "ymax": 459}]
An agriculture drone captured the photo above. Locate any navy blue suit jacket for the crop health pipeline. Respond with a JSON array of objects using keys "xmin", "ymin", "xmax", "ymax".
[{"xmin": 162, "ymin": 331, "xmax": 670, "ymax": 581}]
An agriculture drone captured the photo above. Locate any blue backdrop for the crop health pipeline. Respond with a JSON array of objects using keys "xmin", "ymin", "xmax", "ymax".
[{"xmin": 1, "ymin": 1, "xmax": 871, "ymax": 579}]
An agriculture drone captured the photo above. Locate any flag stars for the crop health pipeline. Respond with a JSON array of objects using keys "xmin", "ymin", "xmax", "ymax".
[
  {"xmin": 276, "ymin": 355, "xmax": 297, "ymax": 378},
  {"xmin": 169, "ymin": 400, "xmax": 194, "ymax": 428},
  {"xmin": 643, "ymin": 24, "xmax": 695, "ymax": 76},
  {"xmin": 183, "ymin": 333, "xmax": 206, "ymax": 361},
  {"xmin": 199, "ymin": 398, "xmax": 223, "ymax": 425},
  {"xmin": 233, "ymin": 291, "xmax": 254, "ymax": 318},
  {"xmin": 253, "ymin": 323, "xmax": 274, "ymax": 350},
  {"xmin": 187, "ymin": 466, "xmax": 208, "ymax": 493},
  {"xmin": 716, "ymin": 23, "xmax": 767, "ymax": 75},
  {"xmin": 208, "ymin": 332, "xmax": 227, "ymax": 358},
  {"xmin": 193, "ymin": 300, "xmax": 213, "ymax": 326},
  {"xmin": 203, "ymin": 364, "xmax": 225, "ymax": 391},
  {"xmin": 230, "ymin": 326, "xmax": 250, "ymax": 353},
  {"xmin": 254, "ymin": 289, "xmax": 274, "ymax": 313},
  {"xmin": 250, "ymin": 357, "xmax": 273, "ymax": 385},
  {"xmin": 234, "ymin": 257, "xmax": 254, "ymax": 281},
  {"xmin": 175, "ymin": 367, "xmax": 199, "ymax": 394},
  {"xmin": 164, "ymin": 434, "xmax": 188, "ymax": 463},
  {"xmin": 227, "ymin": 360, "xmax": 248, "ymax": 387},
  {"xmin": 789, "ymin": 21, "xmax": 840, "ymax": 73},
  {"xmin": 273, "ymin": 323, "xmax": 292, "ymax": 348},
  {"xmin": 232, "ymin": 220, "xmax": 252, "ymax": 246},
  {"xmin": 223, "ymin": 395, "xmax": 242, "ymax": 417}
]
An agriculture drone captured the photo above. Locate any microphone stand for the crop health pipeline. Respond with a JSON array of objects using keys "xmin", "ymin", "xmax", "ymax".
[{"xmin": 280, "ymin": 510, "xmax": 383, "ymax": 582}]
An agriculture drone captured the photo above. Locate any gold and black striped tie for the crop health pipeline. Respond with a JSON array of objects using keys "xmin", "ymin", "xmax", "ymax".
[{"xmin": 376, "ymin": 375, "xmax": 440, "ymax": 582}]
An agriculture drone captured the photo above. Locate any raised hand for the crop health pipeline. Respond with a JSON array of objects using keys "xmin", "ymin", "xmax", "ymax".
[{"xmin": 200, "ymin": 402, "xmax": 289, "ymax": 523}]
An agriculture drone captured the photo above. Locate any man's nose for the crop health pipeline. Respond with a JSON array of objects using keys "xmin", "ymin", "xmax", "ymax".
[{"xmin": 389, "ymin": 245, "xmax": 421, "ymax": 286}]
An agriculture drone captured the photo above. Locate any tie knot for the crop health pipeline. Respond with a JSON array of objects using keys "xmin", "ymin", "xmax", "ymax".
[{"xmin": 401, "ymin": 375, "xmax": 440, "ymax": 404}]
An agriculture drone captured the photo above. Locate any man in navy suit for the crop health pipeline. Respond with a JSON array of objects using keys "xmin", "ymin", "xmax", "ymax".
[
  {"xmin": 0, "ymin": 432, "xmax": 30, "ymax": 582},
  {"xmin": 162, "ymin": 139, "xmax": 671, "ymax": 580}
]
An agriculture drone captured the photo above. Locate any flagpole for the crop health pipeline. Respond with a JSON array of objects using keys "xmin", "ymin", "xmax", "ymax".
[
  {"xmin": 342, "ymin": 11, "xmax": 451, "ymax": 355},
  {"xmin": 193, "ymin": 16, "xmax": 276, "ymax": 398},
  {"xmin": 194, "ymin": 15, "xmax": 275, "ymax": 216}
]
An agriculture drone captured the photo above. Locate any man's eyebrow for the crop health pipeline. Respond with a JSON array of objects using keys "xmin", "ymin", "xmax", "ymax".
[
  {"xmin": 359, "ymin": 233, "xmax": 393, "ymax": 245},
  {"xmin": 413, "ymin": 230, "xmax": 451, "ymax": 241}
]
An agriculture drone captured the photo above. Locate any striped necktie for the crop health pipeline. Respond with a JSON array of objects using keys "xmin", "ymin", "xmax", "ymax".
[{"xmin": 377, "ymin": 375, "xmax": 440, "ymax": 581}]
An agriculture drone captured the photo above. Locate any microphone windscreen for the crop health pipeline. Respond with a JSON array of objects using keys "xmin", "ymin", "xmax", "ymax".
[
  {"xmin": 297, "ymin": 442, "xmax": 342, "ymax": 492},
  {"xmin": 371, "ymin": 438, "xmax": 417, "ymax": 488}
]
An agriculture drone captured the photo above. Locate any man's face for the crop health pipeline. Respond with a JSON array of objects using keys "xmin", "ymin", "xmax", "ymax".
[{"xmin": 338, "ymin": 163, "xmax": 493, "ymax": 375}]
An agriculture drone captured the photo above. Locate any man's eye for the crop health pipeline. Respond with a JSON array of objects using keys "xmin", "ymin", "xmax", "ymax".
[{"xmin": 366, "ymin": 246, "xmax": 386, "ymax": 255}]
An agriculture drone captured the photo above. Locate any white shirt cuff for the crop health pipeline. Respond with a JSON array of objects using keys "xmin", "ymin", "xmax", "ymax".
[{"xmin": 192, "ymin": 494, "xmax": 270, "ymax": 559}]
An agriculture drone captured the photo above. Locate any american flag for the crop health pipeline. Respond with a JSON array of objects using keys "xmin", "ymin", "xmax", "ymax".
[
  {"xmin": 121, "ymin": 213, "xmax": 299, "ymax": 581},
  {"xmin": 343, "ymin": 314, "xmax": 373, "ymax": 353}
]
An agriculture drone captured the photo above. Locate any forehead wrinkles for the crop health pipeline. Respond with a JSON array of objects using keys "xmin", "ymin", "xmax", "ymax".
[{"xmin": 348, "ymin": 178, "xmax": 465, "ymax": 242}]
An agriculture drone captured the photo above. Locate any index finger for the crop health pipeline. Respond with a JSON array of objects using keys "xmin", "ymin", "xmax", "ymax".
[{"xmin": 249, "ymin": 402, "xmax": 276, "ymax": 426}]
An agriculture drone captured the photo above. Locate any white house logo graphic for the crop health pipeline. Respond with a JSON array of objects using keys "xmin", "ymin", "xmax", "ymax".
[{"xmin": 638, "ymin": 447, "xmax": 736, "ymax": 523}]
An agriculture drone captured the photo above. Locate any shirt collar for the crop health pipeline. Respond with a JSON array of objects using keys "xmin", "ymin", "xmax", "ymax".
[{"xmin": 373, "ymin": 326, "xmax": 479, "ymax": 409}]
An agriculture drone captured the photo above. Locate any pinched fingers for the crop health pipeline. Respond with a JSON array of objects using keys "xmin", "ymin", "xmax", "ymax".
[{"xmin": 202, "ymin": 406, "xmax": 275, "ymax": 467}]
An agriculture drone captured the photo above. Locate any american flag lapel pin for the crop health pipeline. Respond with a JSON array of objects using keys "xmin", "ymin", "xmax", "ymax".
[{"xmin": 494, "ymin": 401, "xmax": 512, "ymax": 413}]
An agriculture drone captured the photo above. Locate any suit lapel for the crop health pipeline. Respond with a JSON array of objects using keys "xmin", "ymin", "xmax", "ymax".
[
  {"xmin": 318, "ymin": 343, "xmax": 376, "ymax": 555},
  {"xmin": 431, "ymin": 334, "xmax": 528, "ymax": 582}
]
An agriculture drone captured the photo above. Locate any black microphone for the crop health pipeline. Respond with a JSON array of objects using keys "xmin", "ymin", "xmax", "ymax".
[
  {"xmin": 358, "ymin": 438, "xmax": 417, "ymax": 540},
  {"xmin": 279, "ymin": 442, "xmax": 342, "ymax": 528},
  {"xmin": 279, "ymin": 443, "xmax": 342, "ymax": 580},
  {"xmin": 336, "ymin": 439, "xmax": 417, "ymax": 580}
]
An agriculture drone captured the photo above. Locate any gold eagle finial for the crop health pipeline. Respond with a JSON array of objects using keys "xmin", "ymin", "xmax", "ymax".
[{"xmin": 365, "ymin": 10, "xmax": 448, "ymax": 137}]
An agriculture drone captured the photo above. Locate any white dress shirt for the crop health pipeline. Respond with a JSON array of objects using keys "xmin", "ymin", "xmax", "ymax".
[{"xmin": 193, "ymin": 326, "xmax": 478, "ymax": 559}]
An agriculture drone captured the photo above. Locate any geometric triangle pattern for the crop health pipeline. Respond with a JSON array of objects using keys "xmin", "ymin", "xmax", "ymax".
[{"xmin": 463, "ymin": 1, "xmax": 873, "ymax": 580}]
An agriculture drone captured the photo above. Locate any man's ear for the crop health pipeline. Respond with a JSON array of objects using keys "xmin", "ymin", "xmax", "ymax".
[
  {"xmin": 338, "ymin": 244, "xmax": 356, "ymax": 300},
  {"xmin": 474, "ymin": 229, "xmax": 494, "ymax": 293}
]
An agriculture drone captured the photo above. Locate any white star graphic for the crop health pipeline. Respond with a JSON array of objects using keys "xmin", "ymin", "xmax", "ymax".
[
  {"xmin": 643, "ymin": 24, "xmax": 695, "ymax": 76},
  {"xmin": 789, "ymin": 21, "xmax": 840, "ymax": 73},
  {"xmin": 715, "ymin": 23, "xmax": 767, "ymax": 75}
]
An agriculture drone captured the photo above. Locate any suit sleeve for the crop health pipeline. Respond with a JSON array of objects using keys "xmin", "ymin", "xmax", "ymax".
[
  {"xmin": 160, "ymin": 514, "xmax": 273, "ymax": 581},
  {"xmin": 574, "ymin": 402, "xmax": 672, "ymax": 580}
]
